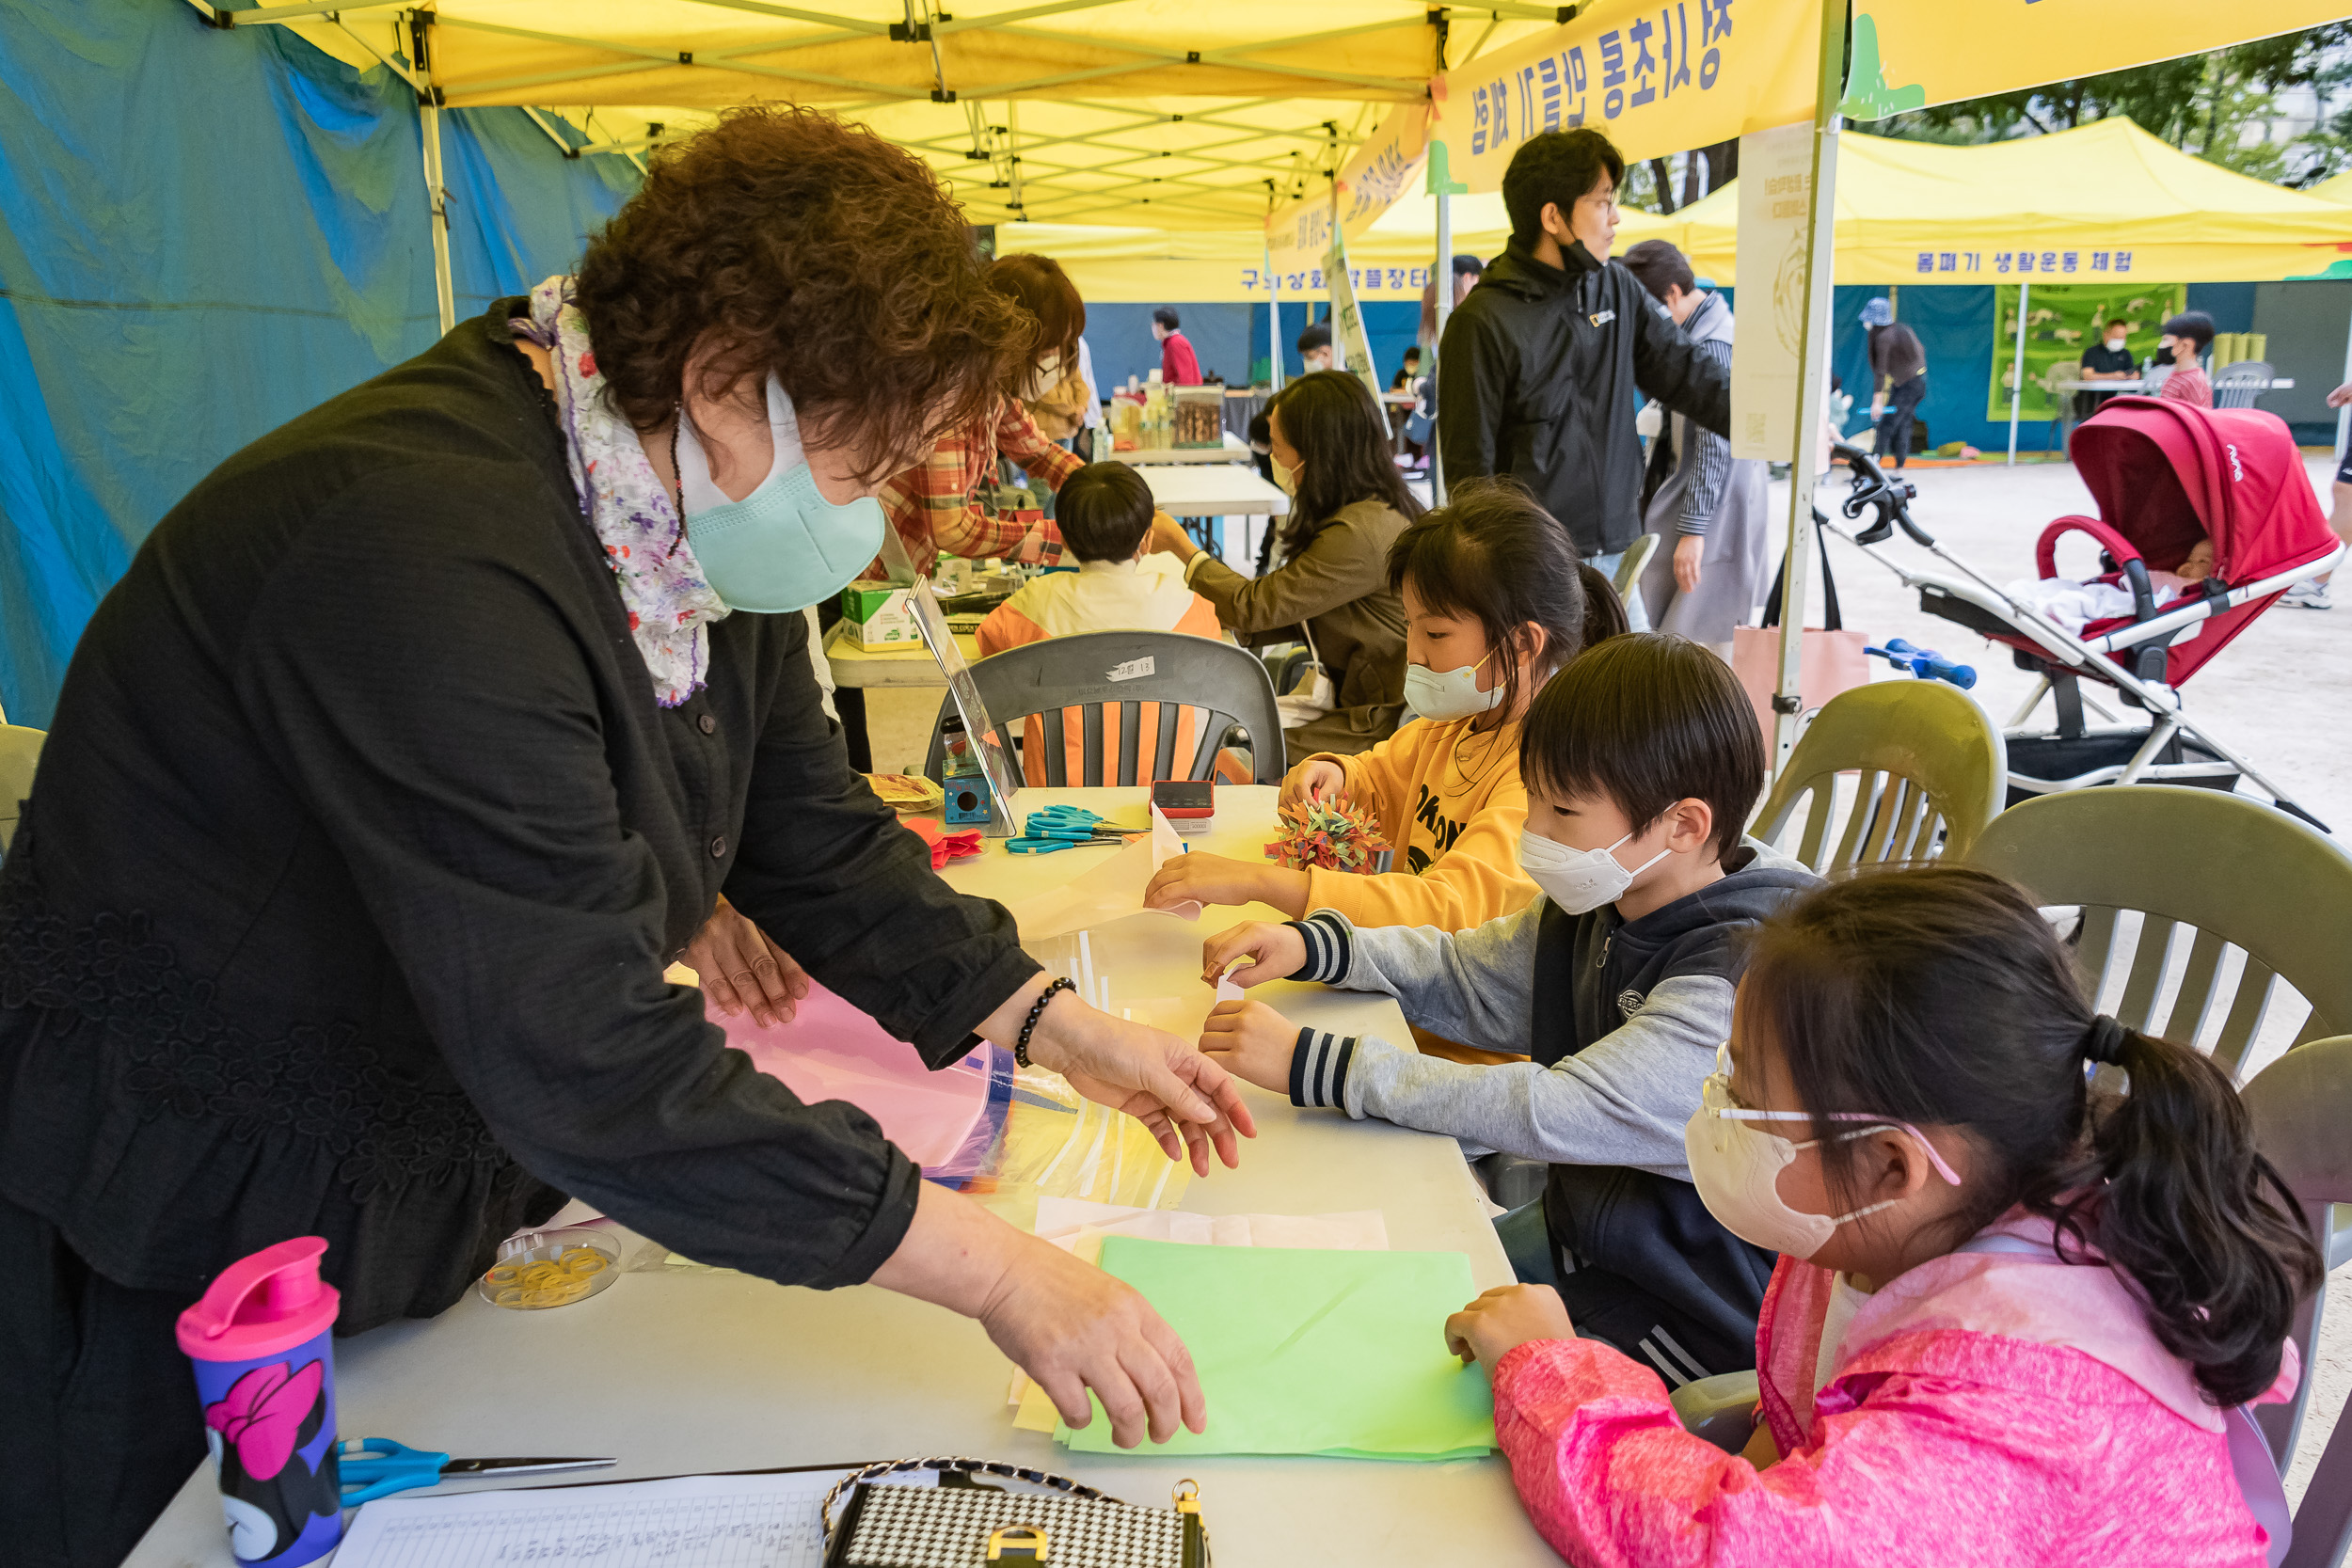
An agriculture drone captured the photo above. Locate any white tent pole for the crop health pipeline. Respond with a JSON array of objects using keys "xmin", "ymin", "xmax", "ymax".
[
  {"xmin": 1432, "ymin": 186, "xmax": 1452, "ymax": 506},
  {"xmin": 411, "ymin": 12, "xmax": 455, "ymax": 339},
  {"xmin": 2006, "ymin": 277, "xmax": 2029, "ymax": 467},
  {"xmin": 1768, "ymin": 0, "xmax": 1850, "ymax": 774}
]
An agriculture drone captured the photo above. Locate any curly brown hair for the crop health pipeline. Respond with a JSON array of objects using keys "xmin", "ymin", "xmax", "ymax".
[{"xmin": 573, "ymin": 105, "xmax": 1024, "ymax": 479}]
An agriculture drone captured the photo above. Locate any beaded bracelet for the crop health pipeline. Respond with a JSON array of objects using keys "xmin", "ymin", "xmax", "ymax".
[{"xmin": 1017, "ymin": 976, "xmax": 1076, "ymax": 1069}]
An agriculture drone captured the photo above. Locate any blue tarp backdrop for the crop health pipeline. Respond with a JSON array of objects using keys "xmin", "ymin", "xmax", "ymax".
[{"xmin": 0, "ymin": 0, "xmax": 638, "ymax": 724}]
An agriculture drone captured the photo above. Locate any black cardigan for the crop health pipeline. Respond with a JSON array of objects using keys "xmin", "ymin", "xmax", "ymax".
[{"xmin": 0, "ymin": 302, "xmax": 1040, "ymax": 1332}]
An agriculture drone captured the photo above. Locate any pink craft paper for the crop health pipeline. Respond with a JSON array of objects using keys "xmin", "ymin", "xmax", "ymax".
[{"xmin": 709, "ymin": 981, "xmax": 989, "ymax": 1168}]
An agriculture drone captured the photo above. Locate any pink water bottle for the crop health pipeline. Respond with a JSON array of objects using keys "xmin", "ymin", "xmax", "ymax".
[{"xmin": 175, "ymin": 1238, "xmax": 344, "ymax": 1566}]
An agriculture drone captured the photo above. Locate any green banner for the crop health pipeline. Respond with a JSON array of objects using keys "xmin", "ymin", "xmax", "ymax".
[{"xmin": 1987, "ymin": 280, "xmax": 2186, "ymax": 423}]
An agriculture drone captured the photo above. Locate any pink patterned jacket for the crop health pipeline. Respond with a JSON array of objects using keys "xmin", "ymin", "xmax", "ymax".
[{"xmin": 1491, "ymin": 1215, "xmax": 2296, "ymax": 1566}]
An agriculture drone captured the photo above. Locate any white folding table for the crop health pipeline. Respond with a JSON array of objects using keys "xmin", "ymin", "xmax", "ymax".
[{"xmin": 125, "ymin": 786, "xmax": 1557, "ymax": 1568}]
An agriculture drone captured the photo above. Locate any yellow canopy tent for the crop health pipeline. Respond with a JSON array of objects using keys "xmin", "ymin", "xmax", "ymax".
[
  {"xmin": 1663, "ymin": 119, "xmax": 2352, "ymax": 285},
  {"xmin": 2312, "ymin": 170, "xmax": 2352, "ymax": 205}
]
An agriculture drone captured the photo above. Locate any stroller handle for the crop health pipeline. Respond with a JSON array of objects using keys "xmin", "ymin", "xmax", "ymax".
[{"xmin": 1833, "ymin": 442, "xmax": 1935, "ymax": 548}]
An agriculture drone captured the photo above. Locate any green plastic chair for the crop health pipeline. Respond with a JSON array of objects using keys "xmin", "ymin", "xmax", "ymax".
[
  {"xmin": 1612, "ymin": 531, "xmax": 1660, "ymax": 607},
  {"xmin": 2243, "ymin": 1035, "xmax": 2352, "ymax": 1567},
  {"xmin": 1752, "ymin": 680, "xmax": 2008, "ymax": 873},
  {"xmin": 0, "ymin": 724, "xmax": 43, "ymax": 862},
  {"xmin": 1968, "ymin": 785, "xmax": 2352, "ymax": 1270}
]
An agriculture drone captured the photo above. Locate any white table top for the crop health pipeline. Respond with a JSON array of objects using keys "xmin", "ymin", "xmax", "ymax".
[
  {"xmin": 127, "ymin": 785, "xmax": 1555, "ymax": 1568},
  {"xmin": 1115, "ymin": 433, "xmax": 1256, "ymax": 467},
  {"xmin": 2048, "ymin": 375, "xmax": 2294, "ymax": 392},
  {"xmin": 819, "ymin": 618, "xmax": 975, "ymax": 689},
  {"xmin": 1139, "ymin": 464, "xmax": 1290, "ymax": 517}
]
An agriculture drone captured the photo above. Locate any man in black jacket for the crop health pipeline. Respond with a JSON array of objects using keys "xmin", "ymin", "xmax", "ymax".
[{"xmin": 1438, "ymin": 129, "xmax": 1731, "ymax": 593}]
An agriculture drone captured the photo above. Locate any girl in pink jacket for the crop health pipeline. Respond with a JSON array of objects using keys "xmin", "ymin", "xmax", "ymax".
[{"xmin": 1446, "ymin": 865, "xmax": 2319, "ymax": 1567}]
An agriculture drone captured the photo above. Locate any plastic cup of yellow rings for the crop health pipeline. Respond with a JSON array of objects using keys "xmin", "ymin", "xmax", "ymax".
[{"xmin": 477, "ymin": 1226, "xmax": 621, "ymax": 1311}]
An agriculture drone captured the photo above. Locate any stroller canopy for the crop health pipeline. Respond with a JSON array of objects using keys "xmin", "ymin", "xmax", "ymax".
[{"xmin": 2069, "ymin": 397, "xmax": 2336, "ymax": 584}]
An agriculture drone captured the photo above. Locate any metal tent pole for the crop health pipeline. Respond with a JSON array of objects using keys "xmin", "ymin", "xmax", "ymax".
[
  {"xmin": 411, "ymin": 13, "xmax": 455, "ymax": 338},
  {"xmin": 1267, "ymin": 252, "xmax": 1283, "ymax": 392},
  {"xmin": 1767, "ymin": 0, "xmax": 1850, "ymax": 774},
  {"xmin": 2338, "ymin": 301, "xmax": 2352, "ymax": 463},
  {"xmin": 2006, "ymin": 277, "xmax": 2030, "ymax": 467},
  {"xmin": 1432, "ymin": 186, "xmax": 1452, "ymax": 506}
]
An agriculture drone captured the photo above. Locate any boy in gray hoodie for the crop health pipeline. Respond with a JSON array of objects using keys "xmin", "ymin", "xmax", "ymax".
[{"xmin": 1200, "ymin": 634, "xmax": 1817, "ymax": 1382}]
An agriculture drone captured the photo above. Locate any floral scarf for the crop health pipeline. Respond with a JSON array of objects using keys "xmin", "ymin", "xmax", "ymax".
[{"xmin": 510, "ymin": 277, "xmax": 726, "ymax": 707}]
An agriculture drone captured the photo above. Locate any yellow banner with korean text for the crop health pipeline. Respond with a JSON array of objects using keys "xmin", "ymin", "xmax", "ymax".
[
  {"xmin": 1840, "ymin": 0, "xmax": 2352, "ymax": 121},
  {"xmin": 1263, "ymin": 103, "xmax": 1431, "ymax": 271},
  {"xmin": 1430, "ymin": 0, "xmax": 1822, "ymax": 197}
]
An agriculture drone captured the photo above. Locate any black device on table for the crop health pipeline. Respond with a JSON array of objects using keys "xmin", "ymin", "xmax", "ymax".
[{"xmin": 1151, "ymin": 779, "xmax": 1214, "ymax": 821}]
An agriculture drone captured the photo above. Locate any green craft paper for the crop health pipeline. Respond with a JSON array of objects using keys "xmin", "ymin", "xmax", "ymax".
[{"xmin": 1057, "ymin": 1238, "xmax": 1497, "ymax": 1461}]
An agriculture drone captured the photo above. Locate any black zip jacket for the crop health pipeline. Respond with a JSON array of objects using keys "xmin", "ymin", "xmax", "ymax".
[{"xmin": 1438, "ymin": 237, "xmax": 1732, "ymax": 556}]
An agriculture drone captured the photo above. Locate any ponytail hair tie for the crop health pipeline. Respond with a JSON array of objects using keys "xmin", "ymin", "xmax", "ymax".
[{"xmin": 2082, "ymin": 1013, "xmax": 2130, "ymax": 1065}]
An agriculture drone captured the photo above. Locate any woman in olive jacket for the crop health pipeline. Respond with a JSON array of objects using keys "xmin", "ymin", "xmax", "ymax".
[{"xmin": 1148, "ymin": 371, "xmax": 1420, "ymax": 766}]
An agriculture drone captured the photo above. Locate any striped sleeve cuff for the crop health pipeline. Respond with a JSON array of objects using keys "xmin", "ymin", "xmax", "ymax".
[
  {"xmin": 1288, "ymin": 1027, "xmax": 1359, "ymax": 1109},
  {"xmin": 1289, "ymin": 909, "xmax": 1352, "ymax": 984}
]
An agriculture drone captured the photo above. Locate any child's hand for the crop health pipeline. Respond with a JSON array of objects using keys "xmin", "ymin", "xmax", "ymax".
[
  {"xmin": 1280, "ymin": 759, "xmax": 1347, "ymax": 808},
  {"xmin": 1200, "ymin": 922, "xmax": 1307, "ymax": 989},
  {"xmin": 1146, "ymin": 851, "xmax": 1306, "ymax": 916},
  {"xmin": 1444, "ymin": 1285, "xmax": 1575, "ymax": 1371},
  {"xmin": 1197, "ymin": 998, "xmax": 1301, "ymax": 1095}
]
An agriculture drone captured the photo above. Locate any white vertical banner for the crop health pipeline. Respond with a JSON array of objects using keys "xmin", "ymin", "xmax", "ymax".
[
  {"xmin": 1322, "ymin": 230, "xmax": 1384, "ymax": 404},
  {"xmin": 1729, "ymin": 120, "xmax": 1820, "ymax": 462}
]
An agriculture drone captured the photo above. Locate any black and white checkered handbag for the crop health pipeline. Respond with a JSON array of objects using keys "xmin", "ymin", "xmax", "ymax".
[{"xmin": 821, "ymin": 1458, "xmax": 1208, "ymax": 1567}]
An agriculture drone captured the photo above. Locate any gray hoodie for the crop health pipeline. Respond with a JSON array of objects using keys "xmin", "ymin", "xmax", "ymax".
[{"xmin": 1282, "ymin": 840, "xmax": 1818, "ymax": 1180}]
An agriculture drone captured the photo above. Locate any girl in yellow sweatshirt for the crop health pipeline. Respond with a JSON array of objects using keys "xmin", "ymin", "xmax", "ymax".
[{"xmin": 1145, "ymin": 480, "xmax": 1627, "ymax": 932}]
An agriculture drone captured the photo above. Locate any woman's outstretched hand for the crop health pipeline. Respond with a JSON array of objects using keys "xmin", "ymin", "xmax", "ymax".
[
  {"xmin": 982, "ymin": 977, "xmax": 1258, "ymax": 1175},
  {"xmin": 681, "ymin": 895, "xmax": 810, "ymax": 1028}
]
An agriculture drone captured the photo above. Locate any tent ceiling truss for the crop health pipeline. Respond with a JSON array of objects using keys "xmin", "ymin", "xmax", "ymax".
[{"xmin": 183, "ymin": 1, "xmax": 1513, "ymax": 227}]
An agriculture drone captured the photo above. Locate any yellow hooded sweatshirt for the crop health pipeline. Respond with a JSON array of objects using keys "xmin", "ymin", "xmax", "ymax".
[{"xmin": 1302, "ymin": 715, "xmax": 1535, "ymax": 932}]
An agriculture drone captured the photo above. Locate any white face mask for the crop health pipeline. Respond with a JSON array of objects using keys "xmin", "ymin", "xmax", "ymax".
[
  {"xmin": 1403, "ymin": 649, "xmax": 1501, "ymax": 721},
  {"xmin": 1269, "ymin": 454, "xmax": 1299, "ymax": 496},
  {"xmin": 1683, "ymin": 1047, "xmax": 1962, "ymax": 1259},
  {"xmin": 1516, "ymin": 827, "xmax": 1671, "ymax": 915},
  {"xmin": 1021, "ymin": 352, "xmax": 1062, "ymax": 401}
]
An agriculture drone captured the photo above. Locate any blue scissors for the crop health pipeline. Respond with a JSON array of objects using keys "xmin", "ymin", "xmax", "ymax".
[
  {"xmin": 337, "ymin": 1437, "xmax": 615, "ymax": 1503},
  {"xmin": 1007, "ymin": 805, "xmax": 1139, "ymax": 854}
]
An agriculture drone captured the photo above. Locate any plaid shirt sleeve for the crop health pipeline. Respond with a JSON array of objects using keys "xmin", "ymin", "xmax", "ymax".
[
  {"xmin": 877, "ymin": 407, "xmax": 1066, "ymax": 573},
  {"xmin": 995, "ymin": 397, "xmax": 1085, "ymax": 492}
]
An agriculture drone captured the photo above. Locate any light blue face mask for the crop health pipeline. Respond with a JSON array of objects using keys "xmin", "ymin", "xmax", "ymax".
[{"xmin": 675, "ymin": 375, "xmax": 885, "ymax": 614}]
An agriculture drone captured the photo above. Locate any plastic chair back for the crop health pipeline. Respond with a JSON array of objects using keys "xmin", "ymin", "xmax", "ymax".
[
  {"xmin": 0, "ymin": 725, "xmax": 44, "ymax": 861},
  {"xmin": 2212, "ymin": 360, "xmax": 2276, "ymax": 412},
  {"xmin": 2241, "ymin": 1035, "xmax": 2352, "ymax": 1567},
  {"xmin": 1613, "ymin": 532, "xmax": 1660, "ymax": 605},
  {"xmin": 924, "ymin": 629, "xmax": 1284, "ymax": 787},
  {"xmin": 1753, "ymin": 681, "xmax": 2007, "ymax": 873}
]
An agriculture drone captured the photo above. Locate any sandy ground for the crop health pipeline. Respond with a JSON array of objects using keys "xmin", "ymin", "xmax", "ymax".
[{"xmin": 857, "ymin": 454, "xmax": 2351, "ymax": 1501}]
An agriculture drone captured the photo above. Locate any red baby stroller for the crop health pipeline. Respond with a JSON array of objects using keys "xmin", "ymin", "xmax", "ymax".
[{"xmin": 1826, "ymin": 398, "xmax": 2343, "ymax": 828}]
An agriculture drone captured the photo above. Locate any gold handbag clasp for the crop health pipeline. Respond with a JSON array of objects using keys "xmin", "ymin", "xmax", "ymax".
[{"xmin": 986, "ymin": 1523, "xmax": 1048, "ymax": 1561}]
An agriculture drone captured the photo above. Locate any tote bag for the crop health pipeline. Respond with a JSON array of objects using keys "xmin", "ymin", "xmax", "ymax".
[{"xmin": 1732, "ymin": 511, "xmax": 1870, "ymax": 749}]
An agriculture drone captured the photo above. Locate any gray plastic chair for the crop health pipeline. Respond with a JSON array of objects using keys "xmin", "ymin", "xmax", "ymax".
[
  {"xmin": 2212, "ymin": 360, "xmax": 2276, "ymax": 411},
  {"xmin": 2241, "ymin": 1034, "xmax": 2352, "ymax": 1568},
  {"xmin": 1753, "ymin": 680, "xmax": 2008, "ymax": 873},
  {"xmin": 924, "ymin": 629, "xmax": 1284, "ymax": 787},
  {"xmin": 1968, "ymin": 785, "xmax": 2352, "ymax": 1268},
  {"xmin": 0, "ymin": 724, "xmax": 44, "ymax": 862}
]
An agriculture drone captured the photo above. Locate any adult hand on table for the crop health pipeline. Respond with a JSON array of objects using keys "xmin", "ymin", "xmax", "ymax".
[
  {"xmin": 983, "ymin": 975, "xmax": 1258, "ymax": 1175},
  {"xmin": 1146, "ymin": 511, "xmax": 1197, "ymax": 561},
  {"xmin": 1444, "ymin": 1285, "xmax": 1576, "ymax": 1371},
  {"xmin": 1279, "ymin": 758, "xmax": 1347, "ymax": 808},
  {"xmin": 1674, "ymin": 533, "xmax": 1705, "ymax": 594},
  {"xmin": 1144, "ymin": 851, "xmax": 1310, "ymax": 920},
  {"xmin": 681, "ymin": 894, "xmax": 810, "ymax": 1028},
  {"xmin": 873, "ymin": 1183, "xmax": 1204, "ymax": 1448}
]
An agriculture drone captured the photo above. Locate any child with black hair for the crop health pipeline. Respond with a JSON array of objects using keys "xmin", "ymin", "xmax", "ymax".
[
  {"xmin": 1445, "ymin": 864, "xmax": 2317, "ymax": 1567},
  {"xmin": 1198, "ymin": 633, "xmax": 1817, "ymax": 1380},
  {"xmin": 1147, "ymin": 478, "xmax": 1627, "ymax": 933},
  {"xmin": 977, "ymin": 462, "xmax": 1218, "ymax": 781},
  {"xmin": 2155, "ymin": 309, "xmax": 2218, "ymax": 409}
]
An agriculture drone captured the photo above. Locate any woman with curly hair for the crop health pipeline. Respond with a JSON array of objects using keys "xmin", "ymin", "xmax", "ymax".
[{"xmin": 0, "ymin": 107, "xmax": 1250, "ymax": 1563}]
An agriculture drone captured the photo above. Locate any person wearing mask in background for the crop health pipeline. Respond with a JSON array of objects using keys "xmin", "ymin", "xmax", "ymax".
[
  {"xmin": 1147, "ymin": 371, "xmax": 1416, "ymax": 765},
  {"xmin": 1391, "ymin": 345, "xmax": 1424, "ymax": 461},
  {"xmin": 2074, "ymin": 315, "xmax": 2139, "ymax": 423},
  {"xmin": 1152, "ymin": 307, "xmax": 1202, "ymax": 386},
  {"xmin": 1407, "ymin": 256, "xmax": 1485, "ymax": 478},
  {"xmin": 1024, "ymin": 331, "xmax": 1105, "ymax": 468},
  {"xmin": 1622, "ymin": 241, "xmax": 1769, "ymax": 657},
  {"xmin": 1861, "ymin": 296, "xmax": 1928, "ymax": 472},
  {"xmin": 1438, "ymin": 128, "xmax": 1728, "ymax": 619},
  {"xmin": 1297, "ymin": 319, "xmax": 1335, "ymax": 375},
  {"xmin": 2284, "ymin": 378, "xmax": 2352, "ymax": 610},
  {"xmin": 2153, "ymin": 310, "xmax": 2216, "ymax": 409},
  {"xmin": 858, "ymin": 253, "xmax": 1089, "ymax": 768}
]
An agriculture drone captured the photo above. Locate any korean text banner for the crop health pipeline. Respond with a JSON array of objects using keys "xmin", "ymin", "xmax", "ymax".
[
  {"xmin": 1265, "ymin": 103, "xmax": 1430, "ymax": 268},
  {"xmin": 1841, "ymin": 1, "xmax": 2352, "ymax": 120},
  {"xmin": 1431, "ymin": 0, "xmax": 1822, "ymax": 195}
]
